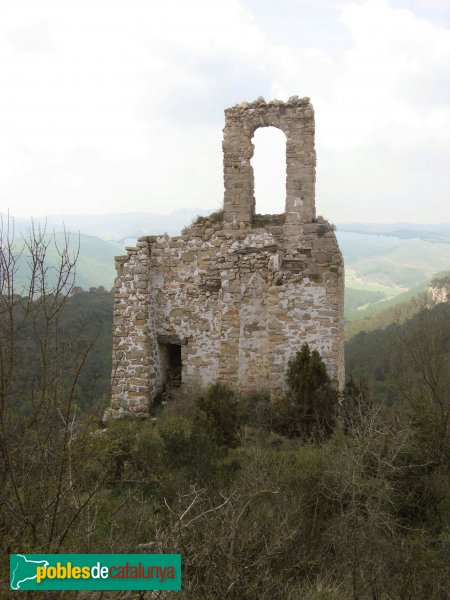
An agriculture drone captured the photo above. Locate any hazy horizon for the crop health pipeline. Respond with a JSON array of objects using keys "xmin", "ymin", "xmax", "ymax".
[{"xmin": 3, "ymin": 208, "xmax": 450, "ymax": 228}]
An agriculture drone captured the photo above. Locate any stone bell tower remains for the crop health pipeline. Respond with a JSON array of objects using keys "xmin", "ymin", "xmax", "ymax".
[{"xmin": 106, "ymin": 96, "xmax": 344, "ymax": 418}]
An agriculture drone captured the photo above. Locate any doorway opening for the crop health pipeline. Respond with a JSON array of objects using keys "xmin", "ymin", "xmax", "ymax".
[{"xmin": 159, "ymin": 342, "xmax": 182, "ymax": 392}]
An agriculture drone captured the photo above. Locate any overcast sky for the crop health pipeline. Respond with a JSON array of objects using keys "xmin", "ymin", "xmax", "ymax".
[{"xmin": 1, "ymin": 0, "xmax": 449, "ymax": 223}]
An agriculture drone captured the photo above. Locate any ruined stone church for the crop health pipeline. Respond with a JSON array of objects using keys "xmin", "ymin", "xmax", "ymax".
[{"xmin": 106, "ymin": 97, "xmax": 344, "ymax": 418}]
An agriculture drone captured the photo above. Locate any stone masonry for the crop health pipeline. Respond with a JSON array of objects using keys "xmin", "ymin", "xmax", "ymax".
[{"xmin": 106, "ymin": 96, "xmax": 344, "ymax": 418}]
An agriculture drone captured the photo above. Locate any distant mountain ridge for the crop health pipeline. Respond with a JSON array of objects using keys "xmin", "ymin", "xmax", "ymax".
[
  {"xmin": 337, "ymin": 222, "xmax": 450, "ymax": 244},
  {"xmin": 10, "ymin": 233, "xmax": 123, "ymax": 293},
  {"xmin": 1, "ymin": 209, "xmax": 213, "ymax": 241},
  {"xmin": 3, "ymin": 213, "xmax": 450, "ymax": 300}
]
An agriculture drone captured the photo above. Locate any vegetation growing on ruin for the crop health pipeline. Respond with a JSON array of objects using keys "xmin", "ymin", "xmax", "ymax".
[{"xmin": 191, "ymin": 207, "xmax": 224, "ymax": 226}]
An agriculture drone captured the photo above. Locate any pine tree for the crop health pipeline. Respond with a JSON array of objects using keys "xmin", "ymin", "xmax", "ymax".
[{"xmin": 285, "ymin": 343, "xmax": 337, "ymax": 441}]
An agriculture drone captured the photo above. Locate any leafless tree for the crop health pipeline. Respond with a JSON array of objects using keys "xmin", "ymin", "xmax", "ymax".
[
  {"xmin": 0, "ymin": 215, "xmax": 109, "ymax": 559},
  {"xmin": 393, "ymin": 294, "xmax": 450, "ymax": 462}
]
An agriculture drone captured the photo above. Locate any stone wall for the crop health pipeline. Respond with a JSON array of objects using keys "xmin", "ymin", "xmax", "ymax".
[{"xmin": 106, "ymin": 97, "xmax": 344, "ymax": 418}]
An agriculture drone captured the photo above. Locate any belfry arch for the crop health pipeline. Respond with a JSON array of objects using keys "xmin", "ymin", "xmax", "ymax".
[
  {"xmin": 251, "ymin": 126, "xmax": 286, "ymax": 216},
  {"xmin": 222, "ymin": 96, "xmax": 316, "ymax": 228}
]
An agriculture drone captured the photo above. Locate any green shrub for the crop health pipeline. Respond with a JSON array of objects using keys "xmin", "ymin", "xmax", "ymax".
[
  {"xmin": 283, "ymin": 344, "xmax": 338, "ymax": 440},
  {"xmin": 193, "ymin": 382, "xmax": 244, "ymax": 449},
  {"xmin": 338, "ymin": 376, "xmax": 373, "ymax": 435},
  {"xmin": 158, "ymin": 416, "xmax": 192, "ymax": 468}
]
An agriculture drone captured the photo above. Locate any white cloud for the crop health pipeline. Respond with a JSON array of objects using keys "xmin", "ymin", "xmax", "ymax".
[
  {"xmin": 314, "ymin": 0, "xmax": 450, "ymax": 221},
  {"xmin": 0, "ymin": 0, "xmax": 449, "ymax": 222}
]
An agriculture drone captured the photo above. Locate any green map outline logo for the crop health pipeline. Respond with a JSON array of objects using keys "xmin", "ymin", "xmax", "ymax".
[
  {"xmin": 9, "ymin": 553, "xmax": 182, "ymax": 591},
  {"xmin": 10, "ymin": 555, "xmax": 50, "ymax": 590}
]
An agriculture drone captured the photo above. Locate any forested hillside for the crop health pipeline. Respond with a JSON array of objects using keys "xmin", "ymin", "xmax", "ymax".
[
  {"xmin": 345, "ymin": 273, "xmax": 450, "ymax": 338},
  {"xmin": 12, "ymin": 232, "xmax": 122, "ymax": 292},
  {"xmin": 346, "ymin": 300, "xmax": 450, "ymax": 405},
  {"xmin": 56, "ymin": 287, "xmax": 113, "ymax": 413}
]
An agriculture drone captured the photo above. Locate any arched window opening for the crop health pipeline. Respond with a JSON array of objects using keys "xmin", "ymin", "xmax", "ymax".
[{"xmin": 252, "ymin": 126, "xmax": 286, "ymax": 215}]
